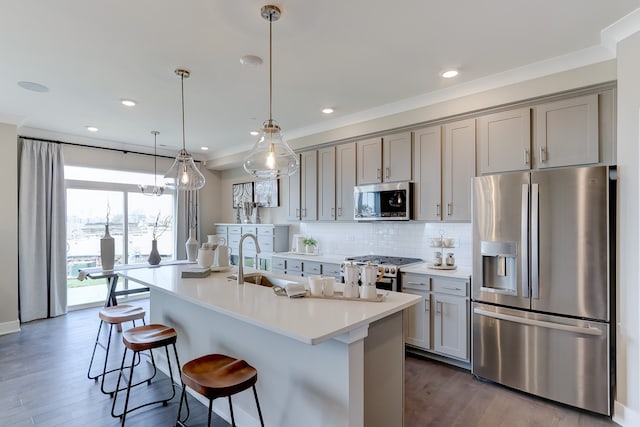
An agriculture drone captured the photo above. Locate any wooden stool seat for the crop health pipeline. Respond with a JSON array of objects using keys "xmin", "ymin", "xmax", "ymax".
[
  {"xmin": 99, "ymin": 305, "xmax": 146, "ymax": 324},
  {"xmin": 181, "ymin": 354, "xmax": 258, "ymax": 400},
  {"xmin": 122, "ymin": 324, "xmax": 177, "ymax": 352},
  {"xmin": 176, "ymin": 354, "xmax": 264, "ymax": 427}
]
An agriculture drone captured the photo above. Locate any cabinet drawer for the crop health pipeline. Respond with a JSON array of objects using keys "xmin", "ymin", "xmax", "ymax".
[
  {"xmin": 303, "ymin": 261, "xmax": 322, "ymax": 275},
  {"xmin": 228, "ymin": 235, "xmax": 241, "ymax": 249},
  {"xmin": 432, "ymin": 277, "xmax": 468, "ymax": 297},
  {"xmin": 286, "ymin": 258, "xmax": 303, "ymax": 272},
  {"xmin": 272, "ymin": 257, "xmax": 286, "ymax": 270},
  {"xmin": 322, "ymin": 263, "xmax": 341, "ymax": 277},
  {"xmin": 257, "ymin": 227, "xmax": 275, "ymax": 236},
  {"xmin": 215, "ymin": 226, "xmax": 227, "ymax": 235},
  {"xmin": 241, "ymin": 226, "xmax": 257, "ymax": 234},
  {"xmin": 228, "ymin": 226, "xmax": 242, "ymax": 235},
  {"xmin": 402, "ymin": 273, "xmax": 431, "ymax": 291},
  {"xmin": 257, "ymin": 236, "xmax": 274, "ymax": 252}
]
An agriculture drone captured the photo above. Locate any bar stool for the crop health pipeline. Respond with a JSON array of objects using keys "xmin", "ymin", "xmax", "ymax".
[
  {"xmin": 87, "ymin": 304, "xmax": 146, "ymax": 395},
  {"xmin": 176, "ymin": 354, "xmax": 264, "ymax": 427},
  {"xmin": 111, "ymin": 324, "xmax": 182, "ymax": 426}
]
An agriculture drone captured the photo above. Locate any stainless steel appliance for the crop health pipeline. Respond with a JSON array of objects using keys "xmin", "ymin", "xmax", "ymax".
[
  {"xmin": 353, "ymin": 182, "xmax": 413, "ymax": 221},
  {"xmin": 471, "ymin": 165, "xmax": 614, "ymax": 415},
  {"xmin": 342, "ymin": 255, "xmax": 423, "ymax": 292}
]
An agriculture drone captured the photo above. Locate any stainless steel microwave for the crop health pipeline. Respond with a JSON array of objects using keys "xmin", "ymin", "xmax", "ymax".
[{"xmin": 353, "ymin": 182, "xmax": 413, "ymax": 221}]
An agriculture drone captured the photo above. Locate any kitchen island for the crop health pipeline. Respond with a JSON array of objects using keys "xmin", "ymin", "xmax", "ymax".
[{"xmin": 121, "ymin": 264, "xmax": 421, "ymax": 427}]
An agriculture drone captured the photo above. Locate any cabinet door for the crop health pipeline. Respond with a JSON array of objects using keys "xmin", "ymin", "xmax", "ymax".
[
  {"xmin": 433, "ymin": 293, "xmax": 468, "ymax": 360},
  {"xmin": 356, "ymin": 137, "xmax": 382, "ymax": 184},
  {"xmin": 404, "ymin": 289, "xmax": 430, "ymax": 350},
  {"xmin": 382, "ymin": 132, "xmax": 412, "ymax": 182},
  {"xmin": 287, "ymin": 156, "xmax": 301, "ymax": 221},
  {"xmin": 534, "ymin": 94, "xmax": 598, "ymax": 168},
  {"xmin": 478, "ymin": 108, "xmax": 531, "ymax": 174},
  {"xmin": 300, "ymin": 151, "xmax": 317, "ymax": 221},
  {"xmin": 413, "ymin": 126, "xmax": 442, "ymax": 221},
  {"xmin": 443, "ymin": 119, "xmax": 475, "ymax": 221},
  {"xmin": 336, "ymin": 142, "xmax": 356, "ymax": 221},
  {"xmin": 317, "ymin": 147, "xmax": 336, "ymax": 221}
]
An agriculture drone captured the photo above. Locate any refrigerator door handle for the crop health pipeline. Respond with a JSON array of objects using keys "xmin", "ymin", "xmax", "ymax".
[
  {"xmin": 473, "ymin": 307, "xmax": 603, "ymax": 336},
  {"xmin": 521, "ymin": 184, "xmax": 529, "ymax": 298},
  {"xmin": 531, "ymin": 183, "xmax": 539, "ymax": 299}
]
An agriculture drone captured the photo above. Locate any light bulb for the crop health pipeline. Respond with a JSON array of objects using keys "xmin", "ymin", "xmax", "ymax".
[
  {"xmin": 181, "ymin": 166, "xmax": 190, "ymax": 185},
  {"xmin": 266, "ymin": 144, "xmax": 276, "ymax": 169}
]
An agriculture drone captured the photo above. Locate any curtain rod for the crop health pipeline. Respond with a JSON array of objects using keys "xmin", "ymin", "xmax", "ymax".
[{"xmin": 18, "ymin": 135, "xmax": 199, "ymax": 162}]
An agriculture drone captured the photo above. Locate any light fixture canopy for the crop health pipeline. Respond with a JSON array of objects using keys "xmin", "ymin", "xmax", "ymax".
[
  {"xmin": 243, "ymin": 4, "xmax": 299, "ymax": 180},
  {"xmin": 139, "ymin": 130, "xmax": 166, "ymax": 196},
  {"xmin": 164, "ymin": 68, "xmax": 205, "ymax": 191}
]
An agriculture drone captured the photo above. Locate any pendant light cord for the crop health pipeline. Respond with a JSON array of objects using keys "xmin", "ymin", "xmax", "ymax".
[
  {"xmin": 181, "ymin": 73, "xmax": 186, "ymax": 151},
  {"xmin": 269, "ymin": 16, "xmax": 273, "ymax": 123}
]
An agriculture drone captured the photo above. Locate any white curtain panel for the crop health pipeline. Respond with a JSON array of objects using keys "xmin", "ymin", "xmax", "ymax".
[
  {"xmin": 18, "ymin": 139, "xmax": 67, "ymax": 322},
  {"xmin": 175, "ymin": 188, "xmax": 199, "ymax": 259}
]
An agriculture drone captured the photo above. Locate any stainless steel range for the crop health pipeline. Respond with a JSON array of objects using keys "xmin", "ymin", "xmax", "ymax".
[{"xmin": 341, "ymin": 255, "xmax": 423, "ymax": 292}]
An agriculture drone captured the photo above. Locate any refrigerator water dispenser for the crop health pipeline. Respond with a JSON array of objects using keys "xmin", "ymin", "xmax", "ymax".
[{"xmin": 480, "ymin": 241, "xmax": 517, "ymax": 294}]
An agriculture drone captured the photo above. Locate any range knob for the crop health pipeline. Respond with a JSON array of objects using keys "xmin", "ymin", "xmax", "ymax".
[{"xmin": 389, "ymin": 266, "xmax": 397, "ymax": 275}]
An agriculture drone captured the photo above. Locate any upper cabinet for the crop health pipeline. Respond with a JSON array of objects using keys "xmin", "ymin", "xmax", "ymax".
[
  {"xmin": 287, "ymin": 156, "xmax": 301, "ymax": 221},
  {"xmin": 534, "ymin": 94, "xmax": 598, "ymax": 169},
  {"xmin": 477, "ymin": 92, "xmax": 612, "ymax": 175},
  {"xmin": 335, "ymin": 142, "xmax": 356, "ymax": 221},
  {"xmin": 356, "ymin": 132, "xmax": 412, "ymax": 184},
  {"xmin": 477, "ymin": 108, "xmax": 531, "ymax": 174},
  {"xmin": 300, "ymin": 151, "xmax": 318, "ymax": 221},
  {"xmin": 317, "ymin": 147, "xmax": 336, "ymax": 221},
  {"xmin": 413, "ymin": 119, "xmax": 475, "ymax": 222}
]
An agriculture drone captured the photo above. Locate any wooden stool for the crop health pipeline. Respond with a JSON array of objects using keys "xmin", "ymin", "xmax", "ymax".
[
  {"xmin": 87, "ymin": 305, "xmax": 146, "ymax": 395},
  {"xmin": 111, "ymin": 324, "xmax": 182, "ymax": 426},
  {"xmin": 176, "ymin": 354, "xmax": 264, "ymax": 427}
]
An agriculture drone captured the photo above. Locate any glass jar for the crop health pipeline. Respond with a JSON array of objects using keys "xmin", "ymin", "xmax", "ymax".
[
  {"xmin": 446, "ymin": 253, "xmax": 455, "ymax": 266},
  {"xmin": 433, "ymin": 251, "xmax": 443, "ymax": 266}
]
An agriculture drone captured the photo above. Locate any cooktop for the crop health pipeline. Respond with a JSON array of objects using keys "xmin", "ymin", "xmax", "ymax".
[{"xmin": 344, "ymin": 255, "xmax": 423, "ymax": 266}]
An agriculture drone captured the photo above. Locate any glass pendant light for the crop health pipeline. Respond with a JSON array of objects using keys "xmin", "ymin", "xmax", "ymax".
[
  {"xmin": 164, "ymin": 68, "xmax": 206, "ymax": 191},
  {"xmin": 243, "ymin": 5, "xmax": 299, "ymax": 180},
  {"xmin": 139, "ymin": 130, "xmax": 166, "ymax": 196}
]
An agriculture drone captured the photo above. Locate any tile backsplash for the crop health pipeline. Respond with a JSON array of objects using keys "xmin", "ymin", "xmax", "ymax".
[{"xmin": 296, "ymin": 222, "xmax": 472, "ymax": 268}]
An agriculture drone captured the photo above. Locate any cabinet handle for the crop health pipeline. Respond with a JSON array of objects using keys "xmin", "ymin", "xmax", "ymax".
[
  {"xmin": 331, "ymin": 207, "xmax": 335, "ymax": 218},
  {"xmin": 442, "ymin": 286, "xmax": 462, "ymax": 291},
  {"xmin": 377, "ymin": 168, "xmax": 381, "ymax": 179},
  {"xmin": 447, "ymin": 203, "xmax": 453, "ymax": 216},
  {"xmin": 524, "ymin": 148, "xmax": 529, "ymax": 165},
  {"xmin": 385, "ymin": 167, "xmax": 390, "ymax": 179},
  {"xmin": 302, "ymin": 208, "xmax": 306, "ymax": 218},
  {"xmin": 436, "ymin": 204, "xmax": 441, "ymax": 216},
  {"xmin": 406, "ymin": 281, "xmax": 426, "ymax": 287},
  {"xmin": 338, "ymin": 207, "xmax": 342, "ymax": 217},
  {"xmin": 539, "ymin": 146, "xmax": 547, "ymax": 163},
  {"xmin": 425, "ymin": 299, "xmax": 429, "ymax": 312},
  {"xmin": 295, "ymin": 208, "xmax": 300, "ymax": 219},
  {"xmin": 436, "ymin": 301, "xmax": 442, "ymax": 315}
]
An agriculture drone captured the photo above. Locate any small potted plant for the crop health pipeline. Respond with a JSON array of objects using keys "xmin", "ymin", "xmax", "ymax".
[{"xmin": 303, "ymin": 237, "xmax": 318, "ymax": 254}]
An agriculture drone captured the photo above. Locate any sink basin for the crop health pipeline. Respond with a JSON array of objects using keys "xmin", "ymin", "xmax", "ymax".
[{"xmin": 227, "ymin": 273, "xmax": 298, "ymax": 288}]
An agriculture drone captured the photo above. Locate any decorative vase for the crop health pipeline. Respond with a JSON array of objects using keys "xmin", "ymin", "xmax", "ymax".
[
  {"xmin": 100, "ymin": 225, "xmax": 115, "ymax": 271},
  {"xmin": 148, "ymin": 239, "xmax": 161, "ymax": 265},
  {"xmin": 185, "ymin": 229, "xmax": 198, "ymax": 262}
]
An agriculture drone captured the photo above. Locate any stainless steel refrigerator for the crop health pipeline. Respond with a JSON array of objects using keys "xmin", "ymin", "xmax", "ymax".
[{"xmin": 471, "ymin": 165, "xmax": 614, "ymax": 416}]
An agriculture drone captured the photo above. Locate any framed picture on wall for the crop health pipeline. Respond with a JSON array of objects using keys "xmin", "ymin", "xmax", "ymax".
[
  {"xmin": 253, "ymin": 179, "xmax": 279, "ymax": 207},
  {"xmin": 232, "ymin": 182, "xmax": 254, "ymax": 208}
]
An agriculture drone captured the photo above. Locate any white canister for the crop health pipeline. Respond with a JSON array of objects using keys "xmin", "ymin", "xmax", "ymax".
[
  {"xmin": 343, "ymin": 282, "xmax": 359, "ymax": 298},
  {"xmin": 360, "ymin": 285, "xmax": 377, "ymax": 299},
  {"xmin": 323, "ymin": 277, "xmax": 336, "ymax": 296},
  {"xmin": 197, "ymin": 248, "xmax": 214, "ymax": 268},
  {"xmin": 213, "ymin": 245, "xmax": 230, "ymax": 268},
  {"xmin": 308, "ymin": 275, "xmax": 324, "ymax": 296}
]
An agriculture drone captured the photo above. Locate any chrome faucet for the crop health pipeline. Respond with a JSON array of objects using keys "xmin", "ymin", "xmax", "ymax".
[{"xmin": 237, "ymin": 233, "xmax": 261, "ymax": 285}]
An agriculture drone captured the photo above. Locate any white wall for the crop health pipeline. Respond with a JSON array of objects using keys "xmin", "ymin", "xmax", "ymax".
[
  {"xmin": 0, "ymin": 123, "xmax": 18, "ymax": 334},
  {"xmin": 613, "ymin": 31, "xmax": 640, "ymax": 426}
]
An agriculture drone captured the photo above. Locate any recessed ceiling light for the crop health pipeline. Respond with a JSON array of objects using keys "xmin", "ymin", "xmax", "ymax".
[
  {"xmin": 17, "ymin": 81, "xmax": 49, "ymax": 93},
  {"xmin": 441, "ymin": 69, "xmax": 459, "ymax": 79},
  {"xmin": 201, "ymin": 146, "xmax": 209, "ymax": 151},
  {"xmin": 322, "ymin": 108, "xmax": 334, "ymax": 114},
  {"xmin": 240, "ymin": 55, "xmax": 263, "ymax": 67},
  {"xmin": 250, "ymin": 131, "xmax": 260, "ymax": 136},
  {"xmin": 121, "ymin": 99, "xmax": 136, "ymax": 107},
  {"xmin": 86, "ymin": 126, "xmax": 99, "ymax": 132}
]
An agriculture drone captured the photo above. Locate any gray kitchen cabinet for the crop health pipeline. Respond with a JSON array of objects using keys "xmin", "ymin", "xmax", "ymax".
[
  {"xmin": 356, "ymin": 132, "xmax": 412, "ymax": 185},
  {"xmin": 402, "ymin": 272, "xmax": 470, "ymax": 363},
  {"xmin": 534, "ymin": 93, "xmax": 599, "ymax": 168},
  {"xmin": 335, "ymin": 142, "xmax": 356, "ymax": 221},
  {"xmin": 413, "ymin": 125, "xmax": 442, "ymax": 221},
  {"xmin": 477, "ymin": 107, "xmax": 532, "ymax": 174},
  {"xmin": 217, "ymin": 224, "xmax": 289, "ymax": 269},
  {"xmin": 317, "ymin": 147, "xmax": 336, "ymax": 221},
  {"xmin": 300, "ymin": 151, "xmax": 318, "ymax": 221},
  {"xmin": 302, "ymin": 260, "xmax": 323, "ymax": 276},
  {"xmin": 322, "ymin": 262, "xmax": 342, "ymax": 279},
  {"xmin": 287, "ymin": 158, "xmax": 301, "ymax": 221},
  {"xmin": 443, "ymin": 119, "xmax": 475, "ymax": 221}
]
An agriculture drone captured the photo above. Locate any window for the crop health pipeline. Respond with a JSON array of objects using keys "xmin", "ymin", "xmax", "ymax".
[{"xmin": 65, "ymin": 166, "xmax": 175, "ymax": 308}]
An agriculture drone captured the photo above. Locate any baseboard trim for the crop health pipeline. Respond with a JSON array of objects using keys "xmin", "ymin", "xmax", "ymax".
[
  {"xmin": 0, "ymin": 319, "xmax": 20, "ymax": 336},
  {"xmin": 613, "ymin": 400, "xmax": 640, "ymax": 426}
]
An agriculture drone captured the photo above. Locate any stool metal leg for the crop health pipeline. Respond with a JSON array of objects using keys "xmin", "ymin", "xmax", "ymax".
[
  {"xmin": 87, "ymin": 320, "xmax": 106, "ymax": 380},
  {"xmin": 253, "ymin": 385, "xmax": 265, "ymax": 427},
  {"xmin": 228, "ymin": 396, "xmax": 236, "ymax": 427}
]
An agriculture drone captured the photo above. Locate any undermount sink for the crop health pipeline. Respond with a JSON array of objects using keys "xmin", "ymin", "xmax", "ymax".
[{"xmin": 227, "ymin": 273, "xmax": 298, "ymax": 288}]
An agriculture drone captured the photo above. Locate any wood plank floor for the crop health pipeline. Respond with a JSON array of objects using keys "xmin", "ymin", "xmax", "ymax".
[{"xmin": 0, "ymin": 299, "xmax": 617, "ymax": 426}]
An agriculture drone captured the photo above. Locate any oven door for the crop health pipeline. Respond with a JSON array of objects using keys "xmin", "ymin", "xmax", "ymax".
[{"xmin": 376, "ymin": 277, "xmax": 397, "ymax": 292}]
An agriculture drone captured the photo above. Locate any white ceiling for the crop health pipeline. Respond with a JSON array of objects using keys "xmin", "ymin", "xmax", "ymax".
[{"xmin": 1, "ymin": 1, "xmax": 638, "ymax": 164}]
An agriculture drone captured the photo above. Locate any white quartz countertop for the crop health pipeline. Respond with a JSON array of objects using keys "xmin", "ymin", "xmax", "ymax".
[
  {"xmin": 271, "ymin": 252, "xmax": 347, "ymax": 264},
  {"xmin": 120, "ymin": 264, "xmax": 420, "ymax": 345},
  {"xmin": 400, "ymin": 262, "xmax": 472, "ymax": 279}
]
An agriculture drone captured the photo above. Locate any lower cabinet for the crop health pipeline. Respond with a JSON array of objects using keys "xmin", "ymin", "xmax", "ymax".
[
  {"xmin": 402, "ymin": 272, "xmax": 470, "ymax": 363},
  {"xmin": 271, "ymin": 256, "xmax": 343, "ymax": 280}
]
